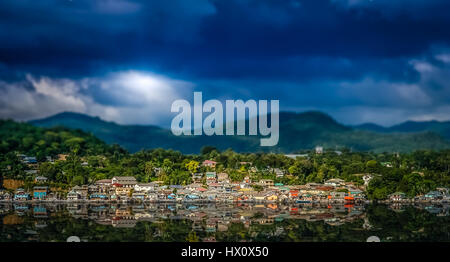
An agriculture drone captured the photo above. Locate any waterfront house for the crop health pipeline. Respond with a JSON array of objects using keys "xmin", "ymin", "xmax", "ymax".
[
  {"xmin": 348, "ymin": 189, "xmax": 365, "ymax": 200},
  {"xmin": 329, "ymin": 191, "xmax": 346, "ymax": 200},
  {"xmin": 114, "ymin": 184, "xmax": 132, "ymax": 196},
  {"xmin": 148, "ymin": 193, "xmax": 158, "ymax": 201},
  {"xmin": 72, "ymin": 185, "xmax": 89, "ymax": 199},
  {"xmin": 132, "ymin": 192, "xmax": 146, "ymax": 201},
  {"xmin": 389, "ymin": 192, "xmax": 407, "ymax": 202},
  {"xmin": 33, "ymin": 186, "xmax": 48, "ymax": 200},
  {"xmin": 424, "ymin": 191, "xmax": 443, "ymax": 200},
  {"xmin": 95, "ymin": 179, "xmax": 112, "ymax": 193},
  {"xmin": 254, "ymin": 193, "xmax": 266, "ymax": 202},
  {"xmin": 67, "ymin": 191, "xmax": 80, "ymax": 200},
  {"xmin": 436, "ymin": 187, "xmax": 449, "ymax": 195},
  {"xmin": 134, "ymin": 183, "xmax": 156, "ymax": 193},
  {"xmin": 185, "ymin": 194, "xmax": 200, "ymax": 200},
  {"xmin": 90, "ymin": 193, "xmax": 109, "ymax": 200},
  {"xmin": 266, "ymin": 193, "xmax": 278, "ymax": 201},
  {"xmin": 14, "ymin": 189, "xmax": 30, "ymax": 201}
]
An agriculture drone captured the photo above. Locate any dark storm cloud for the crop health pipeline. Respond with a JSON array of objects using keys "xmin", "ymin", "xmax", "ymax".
[
  {"xmin": 1, "ymin": 0, "xmax": 450, "ymax": 125},
  {"xmin": 1, "ymin": 0, "xmax": 449, "ymax": 78}
]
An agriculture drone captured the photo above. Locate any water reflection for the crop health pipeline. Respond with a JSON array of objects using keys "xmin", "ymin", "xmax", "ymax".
[{"xmin": 1, "ymin": 203, "xmax": 449, "ymax": 242}]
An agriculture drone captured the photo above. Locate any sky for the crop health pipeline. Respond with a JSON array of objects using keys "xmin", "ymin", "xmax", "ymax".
[{"xmin": 1, "ymin": 0, "xmax": 450, "ymax": 127}]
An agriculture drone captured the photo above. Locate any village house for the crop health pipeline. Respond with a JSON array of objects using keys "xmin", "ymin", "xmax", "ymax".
[
  {"xmin": 22, "ymin": 156, "xmax": 37, "ymax": 165},
  {"xmin": 258, "ymin": 179, "xmax": 274, "ymax": 187},
  {"xmin": 217, "ymin": 172, "xmax": 229, "ymax": 182},
  {"xmin": 202, "ymin": 160, "xmax": 217, "ymax": 168},
  {"xmin": 325, "ymin": 178, "xmax": 345, "ymax": 187},
  {"xmin": 272, "ymin": 168, "xmax": 285, "ymax": 178},
  {"xmin": 436, "ymin": 187, "xmax": 449, "ymax": 196},
  {"xmin": 389, "ymin": 192, "xmax": 407, "ymax": 202},
  {"xmin": 34, "ymin": 176, "xmax": 48, "ymax": 183},
  {"xmin": 208, "ymin": 182, "xmax": 222, "ymax": 188},
  {"xmin": 266, "ymin": 193, "xmax": 278, "ymax": 201},
  {"xmin": 206, "ymin": 172, "xmax": 217, "ymax": 184},
  {"xmin": 424, "ymin": 191, "xmax": 443, "ymax": 200},
  {"xmin": 114, "ymin": 184, "xmax": 133, "ymax": 197},
  {"xmin": 132, "ymin": 192, "xmax": 146, "ymax": 201},
  {"xmin": 186, "ymin": 183, "xmax": 204, "ymax": 191},
  {"xmin": 315, "ymin": 146, "xmax": 323, "ymax": 154},
  {"xmin": 72, "ymin": 185, "xmax": 89, "ymax": 199},
  {"xmin": 14, "ymin": 188, "xmax": 30, "ymax": 201},
  {"xmin": 329, "ymin": 191, "xmax": 346, "ymax": 200},
  {"xmin": 134, "ymin": 182, "xmax": 158, "ymax": 193},
  {"xmin": 25, "ymin": 170, "xmax": 38, "ymax": 176},
  {"xmin": 289, "ymin": 190, "xmax": 299, "ymax": 199},
  {"xmin": 95, "ymin": 179, "xmax": 112, "ymax": 193},
  {"xmin": 348, "ymin": 189, "xmax": 365, "ymax": 200},
  {"xmin": 56, "ymin": 154, "xmax": 68, "ymax": 161},
  {"xmin": 254, "ymin": 192, "xmax": 266, "ymax": 202},
  {"xmin": 111, "ymin": 176, "xmax": 137, "ymax": 187},
  {"xmin": 153, "ymin": 167, "xmax": 163, "ymax": 176},
  {"xmin": 90, "ymin": 192, "xmax": 109, "ymax": 200},
  {"xmin": 33, "ymin": 186, "xmax": 48, "ymax": 200},
  {"xmin": 67, "ymin": 191, "xmax": 80, "ymax": 201},
  {"xmin": 192, "ymin": 173, "xmax": 203, "ymax": 183},
  {"xmin": 284, "ymin": 154, "xmax": 309, "ymax": 159}
]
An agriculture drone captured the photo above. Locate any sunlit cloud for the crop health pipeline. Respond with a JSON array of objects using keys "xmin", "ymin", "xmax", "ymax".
[{"xmin": 0, "ymin": 71, "xmax": 193, "ymax": 125}]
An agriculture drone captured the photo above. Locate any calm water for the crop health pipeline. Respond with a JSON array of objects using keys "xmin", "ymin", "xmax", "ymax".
[{"xmin": 1, "ymin": 203, "xmax": 449, "ymax": 242}]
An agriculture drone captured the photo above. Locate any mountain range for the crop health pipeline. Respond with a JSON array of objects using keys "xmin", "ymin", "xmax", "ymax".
[
  {"xmin": 29, "ymin": 111, "xmax": 450, "ymax": 154},
  {"xmin": 354, "ymin": 121, "xmax": 450, "ymax": 140}
]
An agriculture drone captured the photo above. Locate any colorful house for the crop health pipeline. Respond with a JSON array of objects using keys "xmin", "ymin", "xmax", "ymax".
[
  {"xmin": 202, "ymin": 160, "xmax": 217, "ymax": 168},
  {"xmin": 14, "ymin": 189, "xmax": 30, "ymax": 201},
  {"xmin": 33, "ymin": 186, "xmax": 48, "ymax": 200},
  {"xmin": 389, "ymin": 192, "xmax": 406, "ymax": 201}
]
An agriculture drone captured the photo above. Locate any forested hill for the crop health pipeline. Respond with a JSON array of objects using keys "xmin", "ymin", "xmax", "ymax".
[
  {"xmin": 28, "ymin": 111, "xmax": 450, "ymax": 154},
  {"xmin": 354, "ymin": 120, "xmax": 450, "ymax": 139},
  {"xmin": 0, "ymin": 119, "xmax": 117, "ymax": 159}
]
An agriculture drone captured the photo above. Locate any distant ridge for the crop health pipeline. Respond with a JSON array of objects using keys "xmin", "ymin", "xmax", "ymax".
[
  {"xmin": 354, "ymin": 120, "xmax": 450, "ymax": 139},
  {"xmin": 29, "ymin": 111, "xmax": 450, "ymax": 153}
]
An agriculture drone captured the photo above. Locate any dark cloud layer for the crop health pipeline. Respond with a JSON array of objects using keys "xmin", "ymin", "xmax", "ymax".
[{"xmin": 1, "ymin": 0, "xmax": 450, "ymax": 125}]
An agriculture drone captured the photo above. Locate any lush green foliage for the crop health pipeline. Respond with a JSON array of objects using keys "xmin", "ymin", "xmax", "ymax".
[{"xmin": 1, "ymin": 120, "xmax": 449, "ymax": 200}]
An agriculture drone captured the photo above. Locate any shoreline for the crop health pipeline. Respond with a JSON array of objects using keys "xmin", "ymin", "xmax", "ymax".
[{"xmin": 0, "ymin": 199, "xmax": 448, "ymax": 204}]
